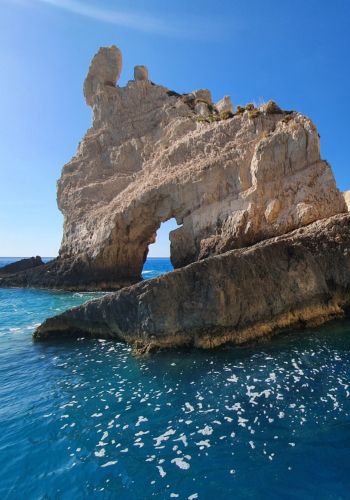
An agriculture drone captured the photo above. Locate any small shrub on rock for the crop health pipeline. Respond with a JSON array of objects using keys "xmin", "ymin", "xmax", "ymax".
[
  {"xmin": 248, "ymin": 109, "xmax": 260, "ymax": 119},
  {"xmin": 220, "ymin": 110, "xmax": 233, "ymax": 120},
  {"xmin": 265, "ymin": 100, "xmax": 282, "ymax": 114}
]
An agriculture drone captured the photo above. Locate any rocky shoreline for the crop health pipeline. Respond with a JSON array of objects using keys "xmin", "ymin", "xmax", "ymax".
[
  {"xmin": 34, "ymin": 213, "xmax": 350, "ymax": 353},
  {"xmin": 1, "ymin": 44, "xmax": 349, "ymax": 351},
  {"xmin": 0, "ymin": 256, "xmax": 44, "ymax": 276},
  {"xmin": 0, "ymin": 257, "xmax": 137, "ymax": 291}
]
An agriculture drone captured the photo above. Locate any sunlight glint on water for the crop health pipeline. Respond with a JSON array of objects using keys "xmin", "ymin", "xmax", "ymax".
[{"xmin": 0, "ymin": 258, "xmax": 350, "ymax": 499}]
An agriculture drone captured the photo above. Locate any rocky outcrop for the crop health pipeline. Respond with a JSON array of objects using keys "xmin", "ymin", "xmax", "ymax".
[
  {"xmin": 83, "ymin": 46, "xmax": 122, "ymax": 107},
  {"xmin": 34, "ymin": 213, "xmax": 350, "ymax": 351},
  {"xmin": 134, "ymin": 65, "xmax": 148, "ymax": 81},
  {"xmin": 56, "ymin": 45, "xmax": 346, "ymax": 286},
  {"xmin": 344, "ymin": 191, "xmax": 350, "ymax": 210},
  {"xmin": 0, "ymin": 257, "xmax": 136, "ymax": 291},
  {"xmin": 0, "ymin": 256, "xmax": 44, "ymax": 275},
  {"xmin": 1, "ymin": 44, "xmax": 347, "ymax": 290}
]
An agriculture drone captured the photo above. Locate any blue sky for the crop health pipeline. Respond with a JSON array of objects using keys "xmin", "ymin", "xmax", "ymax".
[{"xmin": 0, "ymin": 0, "xmax": 349, "ymax": 258}]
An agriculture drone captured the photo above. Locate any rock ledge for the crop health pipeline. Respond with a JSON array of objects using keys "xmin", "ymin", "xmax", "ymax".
[{"xmin": 34, "ymin": 213, "xmax": 350, "ymax": 352}]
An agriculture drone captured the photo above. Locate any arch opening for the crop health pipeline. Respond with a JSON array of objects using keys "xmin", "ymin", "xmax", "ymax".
[{"xmin": 142, "ymin": 218, "xmax": 181, "ymax": 279}]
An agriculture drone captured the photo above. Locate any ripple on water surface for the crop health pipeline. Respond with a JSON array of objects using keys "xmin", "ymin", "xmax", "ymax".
[{"xmin": 1, "ymin": 284, "xmax": 350, "ymax": 498}]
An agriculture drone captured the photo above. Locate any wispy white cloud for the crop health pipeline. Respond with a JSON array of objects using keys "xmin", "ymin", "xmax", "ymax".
[{"xmin": 25, "ymin": 0, "xmax": 205, "ymax": 38}]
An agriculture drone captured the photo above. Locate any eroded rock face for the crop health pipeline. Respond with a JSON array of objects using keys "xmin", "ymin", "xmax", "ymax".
[
  {"xmin": 1, "ymin": 45, "xmax": 346, "ymax": 291},
  {"xmin": 34, "ymin": 213, "xmax": 350, "ymax": 351},
  {"xmin": 83, "ymin": 45, "xmax": 122, "ymax": 106},
  {"xmin": 344, "ymin": 191, "xmax": 350, "ymax": 210},
  {"xmin": 54, "ymin": 45, "xmax": 346, "ymax": 288},
  {"xmin": 215, "ymin": 95, "xmax": 233, "ymax": 114},
  {"xmin": 134, "ymin": 65, "xmax": 148, "ymax": 81}
]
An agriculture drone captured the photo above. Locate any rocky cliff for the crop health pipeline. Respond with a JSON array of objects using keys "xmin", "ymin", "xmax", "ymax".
[
  {"xmin": 1, "ymin": 44, "xmax": 346, "ymax": 291},
  {"xmin": 34, "ymin": 213, "xmax": 350, "ymax": 352},
  {"xmin": 57, "ymin": 45, "xmax": 346, "ymax": 283}
]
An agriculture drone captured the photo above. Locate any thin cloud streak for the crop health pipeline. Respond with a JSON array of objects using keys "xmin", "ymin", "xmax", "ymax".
[{"xmin": 31, "ymin": 0, "xmax": 206, "ymax": 38}]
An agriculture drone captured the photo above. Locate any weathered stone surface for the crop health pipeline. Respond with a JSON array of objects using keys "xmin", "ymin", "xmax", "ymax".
[
  {"xmin": 0, "ymin": 256, "xmax": 43, "ymax": 275},
  {"xmin": 134, "ymin": 65, "xmax": 148, "ymax": 81},
  {"xmin": 215, "ymin": 95, "xmax": 233, "ymax": 114},
  {"xmin": 344, "ymin": 191, "xmax": 350, "ymax": 210},
  {"xmin": 0, "ymin": 257, "xmax": 137, "ymax": 291},
  {"xmin": 192, "ymin": 89, "xmax": 212, "ymax": 104},
  {"xmin": 194, "ymin": 100, "xmax": 210, "ymax": 116},
  {"xmin": 34, "ymin": 213, "xmax": 350, "ymax": 351},
  {"xmin": 1, "ymin": 45, "xmax": 346, "ymax": 290},
  {"xmin": 56, "ymin": 46, "xmax": 346, "ymax": 287},
  {"xmin": 83, "ymin": 45, "xmax": 122, "ymax": 106}
]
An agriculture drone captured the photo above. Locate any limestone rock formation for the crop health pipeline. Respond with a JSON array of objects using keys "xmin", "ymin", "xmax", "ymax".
[
  {"xmin": 215, "ymin": 95, "xmax": 233, "ymax": 114},
  {"xmin": 344, "ymin": 191, "xmax": 350, "ymax": 210},
  {"xmin": 56, "ymin": 45, "xmax": 346, "ymax": 287},
  {"xmin": 34, "ymin": 213, "xmax": 350, "ymax": 352},
  {"xmin": 83, "ymin": 45, "xmax": 122, "ymax": 106},
  {"xmin": 134, "ymin": 65, "xmax": 148, "ymax": 81},
  {"xmin": 0, "ymin": 44, "xmax": 347, "ymax": 290}
]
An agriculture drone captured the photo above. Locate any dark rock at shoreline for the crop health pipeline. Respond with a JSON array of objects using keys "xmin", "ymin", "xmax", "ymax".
[
  {"xmin": 0, "ymin": 257, "xmax": 137, "ymax": 291},
  {"xmin": 0, "ymin": 256, "xmax": 44, "ymax": 275},
  {"xmin": 34, "ymin": 213, "xmax": 350, "ymax": 353}
]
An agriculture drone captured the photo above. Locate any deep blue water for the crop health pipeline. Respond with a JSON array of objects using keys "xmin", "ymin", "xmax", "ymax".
[{"xmin": 1, "ymin": 258, "xmax": 350, "ymax": 499}]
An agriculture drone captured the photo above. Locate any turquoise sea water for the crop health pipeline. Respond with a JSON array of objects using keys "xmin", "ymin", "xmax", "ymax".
[{"xmin": 1, "ymin": 258, "xmax": 350, "ymax": 499}]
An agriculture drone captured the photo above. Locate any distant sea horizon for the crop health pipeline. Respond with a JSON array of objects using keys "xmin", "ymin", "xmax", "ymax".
[
  {"xmin": 0, "ymin": 256, "xmax": 170, "ymax": 265},
  {"xmin": 0, "ymin": 256, "xmax": 173, "ymax": 280}
]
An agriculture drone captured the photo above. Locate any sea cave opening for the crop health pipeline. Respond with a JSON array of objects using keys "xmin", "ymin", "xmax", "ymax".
[{"xmin": 142, "ymin": 218, "xmax": 181, "ymax": 279}]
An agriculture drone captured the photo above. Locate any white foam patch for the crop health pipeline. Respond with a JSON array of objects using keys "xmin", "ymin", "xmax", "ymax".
[
  {"xmin": 171, "ymin": 457, "xmax": 190, "ymax": 470},
  {"xmin": 197, "ymin": 425, "xmax": 213, "ymax": 436},
  {"xmin": 154, "ymin": 429, "xmax": 176, "ymax": 447},
  {"xmin": 184, "ymin": 402, "xmax": 195, "ymax": 413},
  {"xmin": 196, "ymin": 440, "xmax": 210, "ymax": 449},
  {"xmin": 174, "ymin": 434, "xmax": 188, "ymax": 447},
  {"xmin": 238, "ymin": 417, "xmax": 248, "ymax": 427},
  {"xmin": 136, "ymin": 416, "xmax": 148, "ymax": 426},
  {"xmin": 157, "ymin": 465, "xmax": 166, "ymax": 477},
  {"xmin": 101, "ymin": 460, "xmax": 117, "ymax": 467},
  {"xmin": 94, "ymin": 448, "xmax": 105, "ymax": 457}
]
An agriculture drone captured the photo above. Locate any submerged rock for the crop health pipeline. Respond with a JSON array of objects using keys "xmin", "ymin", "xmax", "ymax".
[
  {"xmin": 34, "ymin": 213, "xmax": 350, "ymax": 352},
  {"xmin": 2, "ymin": 44, "xmax": 346, "ymax": 290}
]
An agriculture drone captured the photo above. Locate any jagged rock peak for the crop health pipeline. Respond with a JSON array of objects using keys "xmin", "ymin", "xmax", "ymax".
[
  {"xmin": 215, "ymin": 95, "xmax": 233, "ymax": 114},
  {"xmin": 83, "ymin": 45, "xmax": 122, "ymax": 107}
]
